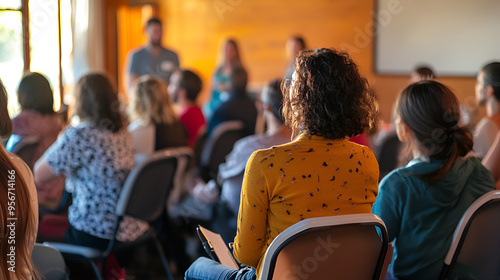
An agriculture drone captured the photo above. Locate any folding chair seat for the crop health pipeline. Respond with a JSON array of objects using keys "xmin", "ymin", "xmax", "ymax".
[{"xmin": 259, "ymin": 213, "xmax": 389, "ymax": 280}]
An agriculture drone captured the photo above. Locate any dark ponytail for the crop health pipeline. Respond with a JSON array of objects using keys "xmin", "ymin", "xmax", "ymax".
[{"xmin": 396, "ymin": 81, "xmax": 473, "ymax": 182}]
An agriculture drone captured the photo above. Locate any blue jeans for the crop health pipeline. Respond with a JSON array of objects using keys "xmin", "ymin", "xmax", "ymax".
[{"xmin": 185, "ymin": 257, "xmax": 256, "ymax": 280}]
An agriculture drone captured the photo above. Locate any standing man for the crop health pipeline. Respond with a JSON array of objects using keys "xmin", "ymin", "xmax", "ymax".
[
  {"xmin": 125, "ymin": 18, "xmax": 179, "ymax": 88},
  {"xmin": 474, "ymin": 62, "xmax": 500, "ymax": 159}
]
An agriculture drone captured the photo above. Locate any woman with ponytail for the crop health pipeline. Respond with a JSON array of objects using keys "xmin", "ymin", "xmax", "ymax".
[
  {"xmin": 0, "ymin": 79, "xmax": 38, "ymax": 279},
  {"xmin": 373, "ymin": 81, "xmax": 495, "ymax": 280}
]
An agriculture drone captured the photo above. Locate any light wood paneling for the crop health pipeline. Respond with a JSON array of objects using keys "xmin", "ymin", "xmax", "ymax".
[{"xmin": 113, "ymin": 0, "xmax": 480, "ymax": 123}]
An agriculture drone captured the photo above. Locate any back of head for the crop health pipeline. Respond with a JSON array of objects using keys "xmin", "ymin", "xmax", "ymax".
[
  {"xmin": 130, "ymin": 75, "xmax": 176, "ymax": 125},
  {"xmin": 17, "ymin": 72, "xmax": 55, "ymax": 115},
  {"xmin": 291, "ymin": 36, "xmax": 307, "ymax": 50},
  {"xmin": 396, "ymin": 81, "xmax": 473, "ymax": 182},
  {"xmin": 74, "ymin": 73, "xmax": 124, "ymax": 132},
  {"xmin": 0, "ymin": 78, "xmax": 37, "ymax": 280},
  {"xmin": 179, "ymin": 70, "xmax": 202, "ymax": 102},
  {"xmin": 413, "ymin": 66, "xmax": 435, "ymax": 81},
  {"xmin": 481, "ymin": 62, "xmax": 500, "ymax": 101},
  {"xmin": 229, "ymin": 66, "xmax": 248, "ymax": 94},
  {"xmin": 283, "ymin": 48, "xmax": 378, "ymax": 139},
  {"xmin": 263, "ymin": 79, "xmax": 285, "ymax": 124}
]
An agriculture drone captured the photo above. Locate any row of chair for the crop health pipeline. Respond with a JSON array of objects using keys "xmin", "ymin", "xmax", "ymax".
[
  {"xmin": 33, "ymin": 190, "xmax": 500, "ymax": 279},
  {"xmin": 9, "ymin": 122, "xmax": 500, "ymax": 279}
]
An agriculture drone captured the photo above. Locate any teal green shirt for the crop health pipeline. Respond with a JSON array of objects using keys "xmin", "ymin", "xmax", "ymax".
[{"xmin": 373, "ymin": 157, "xmax": 495, "ymax": 280}]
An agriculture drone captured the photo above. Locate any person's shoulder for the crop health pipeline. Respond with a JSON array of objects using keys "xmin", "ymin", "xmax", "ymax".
[
  {"xmin": 12, "ymin": 110, "xmax": 40, "ymax": 124},
  {"xmin": 462, "ymin": 156, "xmax": 496, "ymax": 184},
  {"xmin": 247, "ymin": 143, "xmax": 282, "ymax": 165},
  {"xmin": 161, "ymin": 47, "xmax": 178, "ymax": 56},
  {"xmin": 130, "ymin": 46, "xmax": 148, "ymax": 56},
  {"xmin": 345, "ymin": 140, "xmax": 376, "ymax": 156},
  {"xmin": 231, "ymin": 134, "xmax": 264, "ymax": 152},
  {"xmin": 171, "ymin": 119, "xmax": 188, "ymax": 132},
  {"xmin": 182, "ymin": 106, "xmax": 204, "ymax": 118},
  {"xmin": 128, "ymin": 119, "xmax": 149, "ymax": 132},
  {"xmin": 342, "ymin": 140, "xmax": 378, "ymax": 167},
  {"xmin": 249, "ymin": 139, "xmax": 298, "ymax": 161},
  {"xmin": 380, "ymin": 158, "xmax": 434, "ymax": 191},
  {"xmin": 378, "ymin": 168, "xmax": 410, "ymax": 196},
  {"xmin": 66, "ymin": 122, "xmax": 115, "ymax": 140},
  {"xmin": 476, "ymin": 117, "xmax": 498, "ymax": 131},
  {"xmin": 242, "ymin": 133, "xmax": 290, "ymax": 151}
]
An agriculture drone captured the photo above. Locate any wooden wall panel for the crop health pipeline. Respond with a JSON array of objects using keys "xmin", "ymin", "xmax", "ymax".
[{"xmin": 113, "ymin": 0, "xmax": 479, "ymax": 123}]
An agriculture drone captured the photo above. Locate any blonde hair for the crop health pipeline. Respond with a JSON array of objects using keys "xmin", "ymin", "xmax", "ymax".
[{"xmin": 129, "ymin": 75, "xmax": 176, "ymax": 125}]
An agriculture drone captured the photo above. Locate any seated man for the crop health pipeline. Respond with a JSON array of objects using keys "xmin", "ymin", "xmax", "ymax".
[
  {"xmin": 212, "ymin": 79, "xmax": 292, "ymax": 242},
  {"xmin": 206, "ymin": 67, "xmax": 257, "ymax": 136},
  {"xmin": 474, "ymin": 62, "xmax": 500, "ymax": 159},
  {"xmin": 169, "ymin": 69, "xmax": 206, "ymax": 148}
]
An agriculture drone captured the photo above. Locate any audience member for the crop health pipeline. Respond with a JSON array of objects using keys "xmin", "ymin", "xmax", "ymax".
[
  {"xmin": 206, "ymin": 66, "xmax": 257, "ymax": 135},
  {"xmin": 482, "ymin": 131, "xmax": 500, "ymax": 188},
  {"xmin": 203, "ymin": 39, "xmax": 243, "ymax": 119},
  {"xmin": 409, "ymin": 65, "xmax": 472, "ymax": 126},
  {"xmin": 11, "ymin": 72, "xmax": 64, "ymax": 210},
  {"xmin": 34, "ymin": 73, "xmax": 149, "ymax": 255},
  {"xmin": 373, "ymin": 81, "xmax": 495, "ymax": 280},
  {"xmin": 474, "ymin": 62, "xmax": 500, "ymax": 159},
  {"xmin": 211, "ymin": 79, "xmax": 292, "ymax": 242},
  {"xmin": 0, "ymin": 79, "xmax": 39, "ymax": 280},
  {"xmin": 168, "ymin": 69, "xmax": 206, "ymax": 148},
  {"xmin": 185, "ymin": 48, "xmax": 380, "ymax": 280},
  {"xmin": 284, "ymin": 35, "xmax": 307, "ymax": 79},
  {"xmin": 125, "ymin": 18, "xmax": 180, "ymax": 88},
  {"xmin": 129, "ymin": 75, "xmax": 188, "ymax": 154},
  {"xmin": 410, "ymin": 65, "xmax": 435, "ymax": 83}
]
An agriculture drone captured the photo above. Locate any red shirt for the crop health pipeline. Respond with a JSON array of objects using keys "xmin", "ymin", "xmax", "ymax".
[{"xmin": 179, "ymin": 106, "xmax": 206, "ymax": 148}]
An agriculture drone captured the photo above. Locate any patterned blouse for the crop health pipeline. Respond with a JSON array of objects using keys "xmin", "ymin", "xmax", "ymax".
[
  {"xmin": 45, "ymin": 122, "xmax": 149, "ymax": 241},
  {"xmin": 233, "ymin": 133, "xmax": 379, "ymax": 277}
]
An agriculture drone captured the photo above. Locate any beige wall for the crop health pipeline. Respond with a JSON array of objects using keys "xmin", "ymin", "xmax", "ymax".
[{"xmin": 117, "ymin": 0, "xmax": 482, "ymax": 124}]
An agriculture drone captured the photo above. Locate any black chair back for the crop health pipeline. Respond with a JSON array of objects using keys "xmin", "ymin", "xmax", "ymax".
[
  {"xmin": 116, "ymin": 147, "xmax": 192, "ymax": 222},
  {"xmin": 376, "ymin": 132, "xmax": 402, "ymax": 180},
  {"xmin": 439, "ymin": 191, "xmax": 500, "ymax": 280},
  {"xmin": 6, "ymin": 134, "xmax": 39, "ymax": 170},
  {"xmin": 199, "ymin": 121, "xmax": 248, "ymax": 182}
]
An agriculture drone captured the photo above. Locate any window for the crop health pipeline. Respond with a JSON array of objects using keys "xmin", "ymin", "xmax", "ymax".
[
  {"xmin": 0, "ymin": 0, "xmax": 72, "ymax": 114},
  {"xmin": 0, "ymin": 5, "xmax": 24, "ymax": 112}
]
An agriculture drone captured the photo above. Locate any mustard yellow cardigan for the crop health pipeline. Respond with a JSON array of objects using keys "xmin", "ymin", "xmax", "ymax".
[{"xmin": 233, "ymin": 134, "xmax": 379, "ymax": 277}]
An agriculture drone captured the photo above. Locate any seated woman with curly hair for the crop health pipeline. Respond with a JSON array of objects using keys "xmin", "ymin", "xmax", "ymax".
[{"xmin": 185, "ymin": 48, "xmax": 380, "ymax": 280}]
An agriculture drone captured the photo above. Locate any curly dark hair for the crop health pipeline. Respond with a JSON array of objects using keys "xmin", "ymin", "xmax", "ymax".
[{"xmin": 282, "ymin": 48, "xmax": 378, "ymax": 139}]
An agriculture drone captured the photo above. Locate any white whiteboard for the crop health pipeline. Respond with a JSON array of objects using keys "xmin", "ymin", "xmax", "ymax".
[{"xmin": 375, "ymin": 0, "xmax": 500, "ymax": 76}]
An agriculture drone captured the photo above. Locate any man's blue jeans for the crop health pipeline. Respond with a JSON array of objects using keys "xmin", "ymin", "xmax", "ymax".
[{"xmin": 185, "ymin": 257, "xmax": 256, "ymax": 280}]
